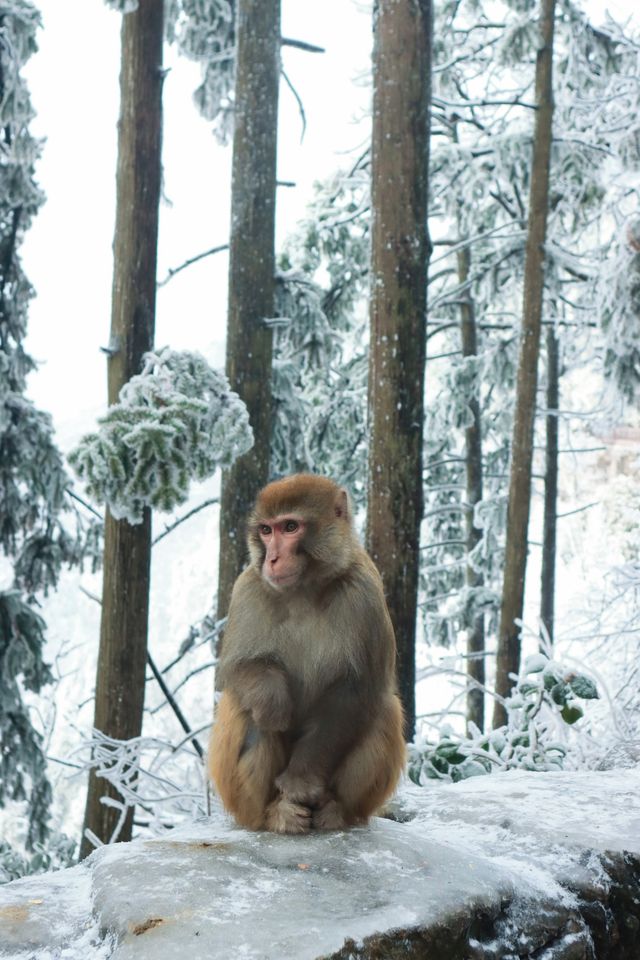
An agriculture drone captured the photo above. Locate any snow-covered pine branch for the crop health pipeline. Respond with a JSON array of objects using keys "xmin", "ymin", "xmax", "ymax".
[{"xmin": 69, "ymin": 349, "xmax": 253, "ymax": 524}]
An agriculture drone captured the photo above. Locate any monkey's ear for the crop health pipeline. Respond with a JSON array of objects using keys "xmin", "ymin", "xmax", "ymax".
[{"xmin": 334, "ymin": 488, "xmax": 350, "ymax": 521}]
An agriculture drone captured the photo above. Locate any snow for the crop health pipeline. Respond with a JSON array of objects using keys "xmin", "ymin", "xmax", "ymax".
[
  {"xmin": 1, "ymin": 768, "xmax": 638, "ymax": 959},
  {"xmin": 401, "ymin": 767, "xmax": 640, "ymax": 893}
]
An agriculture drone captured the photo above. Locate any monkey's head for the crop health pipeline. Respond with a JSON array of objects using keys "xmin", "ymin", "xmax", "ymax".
[{"xmin": 248, "ymin": 474, "xmax": 356, "ymax": 591}]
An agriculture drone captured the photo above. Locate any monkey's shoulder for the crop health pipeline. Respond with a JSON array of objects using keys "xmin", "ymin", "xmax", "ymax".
[
  {"xmin": 331, "ymin": 549, "xmax": 390, "ymax": 612},
  {"xmin": 229, "ymin": 565, "xmax": 271, "ymax": 604}
]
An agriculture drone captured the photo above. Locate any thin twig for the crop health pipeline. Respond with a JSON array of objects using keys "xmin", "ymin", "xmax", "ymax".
[
  {"xmin": 152, "ymin": 497, "xmax": 219, "ymax": 546},
  {"xmin": 79, "ymin": 585, "xmax": 101, "ymax": 605},
  {"xmin": 77, "ymin": 582, "xmax": 206, "ymax": 760},
  {"xmin": 281, "ymin": 68, "xmax": 306, "ymax": 141},
  {"xmin": 557, "ymin": 501, "xmax": 599, "ymax": 519},
  {"xmin": 158, "ymin": 244, "xmax": 228, "ymax": 287},
  {"xmin": 66, "ymin": 488, "xmax": 103, "ymax": 520},
  {"xmin": 147, "ymin": 653, "xmax": 204, "ymax": 759},
  {"xmin": 46, "ymin": 755, "xmax": 84, "ymax": 770},
  {"xmin": 281, "ymin": 36, "xmax": 325, "ymax": 54}
]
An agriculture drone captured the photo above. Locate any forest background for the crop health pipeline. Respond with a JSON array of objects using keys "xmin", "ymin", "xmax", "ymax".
[{"xmin": 1, "ymin": 0, "xmax": 640, "ymax": 877}]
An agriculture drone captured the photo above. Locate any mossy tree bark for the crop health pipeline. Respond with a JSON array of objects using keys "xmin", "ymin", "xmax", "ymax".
[
  {"xmin": 80, "ymin": 0, "xmax": 163, "ymax": 859},
  {"xmin": 366, "ymin": 0, "xmax": 432, "ymax": 740},
  {"xmin": 216, "ymin": 0, "xmax": 280, "ymax": 619},
  {"xmin": 493, "ymin": 0, "xmax": 557, "ymax": 728}
]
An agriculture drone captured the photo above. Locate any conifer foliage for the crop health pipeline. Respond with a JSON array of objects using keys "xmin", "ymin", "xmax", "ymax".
[
  {"xmin": 107, "ymin": 0, "xmax": 236, "ymax": 144},
  {"xmin": 69, "ymin": 348, "xmax": 253, "ymax": 525},
  {"xmin": 165, "ymin": 0, "xmax": 236, "ymax": 144},
  {"xmin": 0, "ymin": 2, "xmax": 81, "ymax": 850}
]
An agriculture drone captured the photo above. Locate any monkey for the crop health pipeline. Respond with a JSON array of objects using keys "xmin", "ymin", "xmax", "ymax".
[{"xmin": 208, "ymin": 474, "xmax": 405, "ymax": 834}]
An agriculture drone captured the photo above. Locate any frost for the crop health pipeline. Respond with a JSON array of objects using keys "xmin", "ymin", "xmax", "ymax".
[
  {"xmin": 409, "ymin": 656, "xmax": 599, "ymax": 783},
  {"xmin": 69, "ymin": 349, "xmax": 253, "ymax": 524},
  {"xmin": 523, "ymin": 653, "xmax": 547, "ymax": 674},
  {"xmin": 164, "ymin": 0, "xmax": 235, "ymax": 144}
]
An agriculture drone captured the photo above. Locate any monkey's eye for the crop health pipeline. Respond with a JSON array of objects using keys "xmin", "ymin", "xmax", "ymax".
[
  {"xmin": 259, "ymin": 524, "xmax": 272, "ymax": 536},
  {"xmin": 283, "ymin": 520, "xmax": 299, "ymax": 533}
]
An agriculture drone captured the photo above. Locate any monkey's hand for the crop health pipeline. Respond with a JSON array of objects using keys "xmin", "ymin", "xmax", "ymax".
[
  {"xmin": 250, "ymin": 686, "xmax": 292, "ymax": 732},
  {"xmin": 229, "ymin": 660, "xmax": 293, "ymax": 732},
  {"xmin": 247, "ymin": 671, "xmax": 293, "ymax": 732},
  {"xmin": 275, "ymin": 769, "xmax": 328, "ymax": 809}
]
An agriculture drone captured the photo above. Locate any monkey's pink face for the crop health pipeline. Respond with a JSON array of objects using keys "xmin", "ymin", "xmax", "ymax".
[{"xmin": 258, "ymin": 515, "xmax": 308, "ymax": 590}]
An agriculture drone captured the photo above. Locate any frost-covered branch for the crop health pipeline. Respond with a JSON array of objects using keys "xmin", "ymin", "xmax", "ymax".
[
  {"xmin": 73, "ymin": 731, "xmax": 209, "ymax": 850},
  {"xmin": 69, "ymin": 349, "xmax": 253, "ymax": 524}
]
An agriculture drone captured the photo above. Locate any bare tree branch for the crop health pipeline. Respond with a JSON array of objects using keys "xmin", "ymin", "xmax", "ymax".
[
  {"xmin": 66, "ymin": 487, "xmax": 103, "ymax": 520},
  {"xmin": 281, "ymin": 36, "xmax": 325, "ymax": 54},
  {"xmin": 281, "ymin": 68, "xmax": 306, "ymax": 141},
  {"xmin": 152, "ymin": 497, "xmax": 219, "ymax": 546},
  {"xmin": 146, "ymin": 653, "xmax": 204, "ymax": 759},
  {"xmin": 158, "ymin": 244, "xmax": 229, "ymax": 287}
]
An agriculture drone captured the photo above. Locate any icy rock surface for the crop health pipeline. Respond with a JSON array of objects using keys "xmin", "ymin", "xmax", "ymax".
[{"xmin": 0, "ymin": 768, "xmax": 639, "ymax": 959}]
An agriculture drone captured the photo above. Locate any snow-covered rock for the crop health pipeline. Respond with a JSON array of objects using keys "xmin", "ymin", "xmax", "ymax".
[{"xmin": 1, "ymin": 768, "xmax": 639, "ymax": 959}]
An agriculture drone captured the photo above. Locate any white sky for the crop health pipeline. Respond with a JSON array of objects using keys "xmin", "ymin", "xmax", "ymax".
[
  {"xmin": 22, "ymin": 0, "xmax": 372, "ymax": 441},
  {"xmin": 21, "ymin": 0, "xmax": 638, "ymax": 445}
]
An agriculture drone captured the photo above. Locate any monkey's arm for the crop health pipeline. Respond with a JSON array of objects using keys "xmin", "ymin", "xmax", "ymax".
[
  {"xmin": 275, "ymin": 675, "xmax": 373, "ymax": 805},
  {"xmin": 220, "ymin": 658, "xmax": 293, "ymax": 733},
  {"xmin": 216, "ymin": 569, "xmax": 294, "ymax": 732}
]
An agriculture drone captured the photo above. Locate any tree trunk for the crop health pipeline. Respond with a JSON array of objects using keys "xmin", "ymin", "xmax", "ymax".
[
  {"xmin": 80, "ymin": 0, "xmax": 163, "ymax": 859},
  {"xmin": 540, "ymin": 323, "xmax": 559, "ymax": 651},
  {"xmin": 217, "ymin": 0, "xmax": 280, "ymax": 618},
  {"xmin": 493, "ymin": 0, "xmax": 556, "ymax": 728},
  {"xmin": 366, "ymin": 0, "xmax": 432, "ymax": 741},
  {"xmin": 457, "ymin": 242, "xmax": 485, "ymax": 733}
]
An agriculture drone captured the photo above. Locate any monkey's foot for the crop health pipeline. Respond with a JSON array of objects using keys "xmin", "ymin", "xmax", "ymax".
[
  {"xmin": 265, "ymin": 797, "xmax": 312, "ymax": 834},
  {"xmin": 274, "ymin": 771, "xmax": 327, "ymax": 809},
  {"xmin": 312, "ymin": 798, "xmax": 348, "ymax": 831}
]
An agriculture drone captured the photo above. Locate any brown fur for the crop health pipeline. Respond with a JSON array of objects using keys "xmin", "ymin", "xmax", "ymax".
[{"xmin": 209, "ymin": 474, "xmax": 406, "ymax": 833}]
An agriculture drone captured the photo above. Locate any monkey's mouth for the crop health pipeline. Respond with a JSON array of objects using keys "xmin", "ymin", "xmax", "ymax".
[{"xmin": 267, "ymin": 572, "xmax": 299, "ymax": 588}]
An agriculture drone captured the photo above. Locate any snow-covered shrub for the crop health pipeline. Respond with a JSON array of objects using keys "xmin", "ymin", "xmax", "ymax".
[
  {"xmin": 69, "ymin": 349, "xmax": 253, "ymax": 524},
  {"xmin": 409, "ymin": 654, "xmax": 599, "ymax": 784},
  {"xmin": 0, "ymin": 831, "xmax": 76, "ymax": 884},
  {"xmin": 73, "ymin": 732, "xmax": 208, "ymax": 851}
]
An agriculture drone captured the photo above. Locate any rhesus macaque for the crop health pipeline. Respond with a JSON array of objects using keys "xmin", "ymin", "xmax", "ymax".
[{"xmin": 209, "ymin": 474, "xmax": 405, "ymax": 834}]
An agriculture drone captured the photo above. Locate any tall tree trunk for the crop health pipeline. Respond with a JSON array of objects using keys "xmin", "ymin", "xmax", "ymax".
[
  {"xmin": 366, "ymin": 0, "xmax": 432, "ymax": 741},
  {"xmin": 493, "ymin": 0, "xmax": 557, "ymax": 728},
  {"xmin": 80, "ymin": 0, "xmax": 163, "ymax": 860},
  {"xmin": 217, "ymin": 0, "xmax": 280, "ymax": 618},
  {"xmin": 457, "ymin": 242, "xmax": 485, "ymax": 733},
  {"xmin": 540, "ymin": 323, "xmax": 559, "ymax": 651}
]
